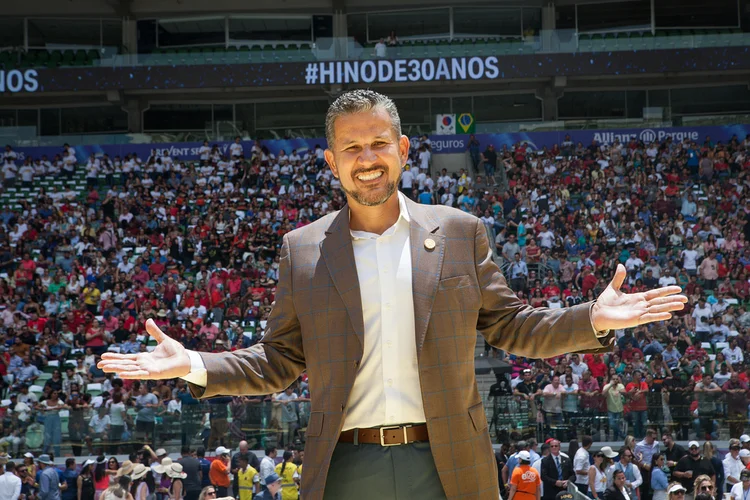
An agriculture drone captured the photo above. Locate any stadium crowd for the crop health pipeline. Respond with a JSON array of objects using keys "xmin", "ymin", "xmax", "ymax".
[{"xmin": 2, "ymin": 130, "xmax": 750, "ymax": 499}]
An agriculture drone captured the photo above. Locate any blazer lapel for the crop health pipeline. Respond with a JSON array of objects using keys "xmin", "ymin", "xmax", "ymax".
[
  {"xmin": 320, "ymin": 207, "xmax": 365, "ymax": 350},
  {"xmin": 405, "ymin": 198, "xmax": 445, "ymax": 358}
]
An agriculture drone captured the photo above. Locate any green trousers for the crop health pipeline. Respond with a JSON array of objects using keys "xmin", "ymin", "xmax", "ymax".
[{"xmin": 323, "ymin": 441, "xmax": 448, "ymax": 499}]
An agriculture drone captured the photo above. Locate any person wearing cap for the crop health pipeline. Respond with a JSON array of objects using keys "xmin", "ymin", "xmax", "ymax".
[
  {"xmin": 209, "ymin": 447, "xmax": 231, "ymax": 497},
  {"xmin": 730, "ymin": 469, "xmax": 750, "ymax": 500},
  {"xmin": 509, "ymin": 450, "xmax": 541, "ymax": 500},
  {"xmin": 666, "ymin": 483, "xmax": 687, "ymax": 500},
  {"xmin": 724, "ymin": 439, "xmax": 744, "ymax": 494},
  {"xmin": 77, "ymin": 459, "xmax": 96, "ymax": 500},
  {"xmin": 99, "ymin": 91, "xmax": 689, "ymax": 500},
  {"xmin": 253, "ymin": 473, "xmax": 281, "ymax": 500},
  {"xmin": 38, "ymin": 454, "xmax": 62, "ymax": 500},
  {"xmin": 742, "ymin": 435, "xmax": 750, "ymax": 452},
  {"xmin": 740, "ymin": 450, "xmax": 750, "ymax": 470},
  {"xmin": 674, "ymin": 442, "xmax": 715, "ymax": 499}
]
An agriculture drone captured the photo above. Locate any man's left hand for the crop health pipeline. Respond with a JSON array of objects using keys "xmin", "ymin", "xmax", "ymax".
[{"xmin": 592, "ymin": 264, "xmax": 687, "ymax": 331}]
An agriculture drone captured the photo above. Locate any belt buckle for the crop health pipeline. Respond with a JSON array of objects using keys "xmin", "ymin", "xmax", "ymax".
[{"xmin": 380, "ymin": 425, "xmax": 410, "ymax": 447}]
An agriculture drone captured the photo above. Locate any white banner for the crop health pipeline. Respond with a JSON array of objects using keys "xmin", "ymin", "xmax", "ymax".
[{"xmin": 436, "ymin": 114, "xmax": 456, "ymax": 135}]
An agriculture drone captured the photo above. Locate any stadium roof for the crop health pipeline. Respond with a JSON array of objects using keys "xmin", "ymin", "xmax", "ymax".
[{"xmin": 6, "ymin": 0, "xmax": 601, "ymax": 17}]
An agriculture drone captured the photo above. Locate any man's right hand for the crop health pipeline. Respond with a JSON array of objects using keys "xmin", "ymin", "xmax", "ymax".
[{"xmin": 98, "ymin": 319, "xmax": 191, "ymax": 380}]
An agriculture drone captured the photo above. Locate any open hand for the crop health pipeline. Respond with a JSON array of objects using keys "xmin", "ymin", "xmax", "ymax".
[
  {"xmin": 591, "ymin": 264, "xmax": 687, "ymax": 331},
  {"xmin": 97, "ymin": 319, "xmax": 191, "ymax": 380}
]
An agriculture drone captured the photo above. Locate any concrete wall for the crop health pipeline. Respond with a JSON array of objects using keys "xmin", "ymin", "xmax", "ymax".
[{"xmin": 432, "ymin": 151, "xmax": 473, "ymax": 176}]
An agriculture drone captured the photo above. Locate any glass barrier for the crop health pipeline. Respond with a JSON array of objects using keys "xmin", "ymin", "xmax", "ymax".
[
  {"xmin": 3, "ymin": 29, "xmax": 750, "ymax": 71},
  {"xmin": 5, "ymin": 391, "xmax": 744, "ymax": 458}
]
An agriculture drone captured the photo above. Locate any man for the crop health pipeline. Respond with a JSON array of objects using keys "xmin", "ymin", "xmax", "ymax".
[
  {"xmin": 61, "ymin": 458, "xmax": 78, "ymax": 500},
  {"xmin": 634, "ymin": 429, "xmax": 660, "ymax": 469},
  {"xmin": 100, "ymin": 90, "xmax": 686, "ymax": 500},
  {"xmin": 730, "ymin": 469, "xmax": 750, "ymax": 500},
  {"xmin": 724, "ymin": 439, "xmax": 743, "ymax": 494},
  {"xmin": 625, "ymin": 371, "xmax": 648, "ymax": 439},
  {"xmin": 209, "ymin": 447, "xmax": 231, "ymax": 497},
  {"xmin": 574, "ymin": 436, "xmax": 593, "ymax": 494},
  {"xmin": 603, "ymin": 470, "xmax": 630, "ymax": 500},
  {"xmin": 236, "ymin": 455, "xmax": 260, "ymax": 500},
  {"xmin": 508, "ymin": 450, "xmax": 541, "ymax": 500},
  {"xmin": 614, "ymin": 449, "xmax": 642, "ymax": 500},
  {"xmin": 259, "ymin": 447, "xmax": 277, "ymax": 492},
  {"xmin": 742, "ymin": 435, "xmax": 750, "ymax": 452},
  {"xmin": 541, "ymin": 440, "xmax": 574, "ymax": 500},
  {"xmin": 197, "ymin": 448, "xmax": 212, "ymax": 488},
  {"xmin": 134, "ymin": 384, "xmax": 159, "ymax": 443},
  {"xmin": 232, "ymin": 441, "xmax": 261, "ymax": 483},
  {"xmin": 0, "ymin": 458, "xmax": 21, "ymax": 500},
  {"xmin": 177, "ymin": 446, "xmax": 203, "ymax": 500},
  {"xmin": 674, "ymin": 441, "xmax": 715, "ymax": 499},
  {"xmin": 254, "ymin": 473, "xmax": 282, "ymax": 500},
  {"xmin": 504, "ymin": 441, "xmax": 530, "ymax": 486},
  {"xmin": 38, "ymin": 454, "xmax": 61, "ymax": 500}
]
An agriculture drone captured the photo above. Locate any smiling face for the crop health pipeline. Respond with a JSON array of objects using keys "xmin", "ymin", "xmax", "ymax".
[{"xmin": 324, "ymin": 95, "xmax": 409, "ymax": 209}]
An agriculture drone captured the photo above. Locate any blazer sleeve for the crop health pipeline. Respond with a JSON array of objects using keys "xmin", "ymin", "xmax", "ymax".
[
  {"xmin": 188, "ymin": 233, "xmax": 305, "ymax": 399},
  {"xmin": 473, "ymin": 218, "xmax": 614, "ymax": 359}
]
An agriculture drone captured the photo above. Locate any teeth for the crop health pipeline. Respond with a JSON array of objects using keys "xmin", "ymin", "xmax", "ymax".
[{"xmin": 357, "ymin": 171, "xmax": 383, "ymax": 181}]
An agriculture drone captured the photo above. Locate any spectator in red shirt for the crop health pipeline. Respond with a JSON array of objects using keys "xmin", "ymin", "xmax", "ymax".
[
  {"xmin": 626, "ymin": 370, "xmax": 649, "ymax": 437},
  {"xmin": 685, "ymin": 344, "xmax": 708, "ymax": 361}
]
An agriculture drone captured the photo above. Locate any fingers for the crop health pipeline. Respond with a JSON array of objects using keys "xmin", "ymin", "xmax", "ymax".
[
  {"xmin": 100, "ymin": 353, "xmax": 139, "ymax": 361},
  {"xmin": 646, "ymin": 302, "xmax": 686, "ymax": 314},
  {"xmin": 642, "ymin": 286, "xmax": 684, "ymax": 300},
  {"xmin": 145, "ymin": 318, "xmax": 166, "ymax": 343},
  {"xmin": 640, "ymin": 312, "xmax": 673, "ymax": 324},
  {"xmin": 610, "ymin": 264, "xmax": 627, "ymax": 291},
  {"xmin": 647, "ymin": 295, "xmax": 689, "ymax": 306}
]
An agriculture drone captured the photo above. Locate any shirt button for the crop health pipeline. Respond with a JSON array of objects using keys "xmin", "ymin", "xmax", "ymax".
[{"xmin": 387, "ymin": 379, "xmax": 393, "ymax": 387}]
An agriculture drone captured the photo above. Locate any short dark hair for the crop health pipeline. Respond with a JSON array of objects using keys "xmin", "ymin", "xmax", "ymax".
[
  {"xmin": 196, "ymin": 447, "xmax": 205, "ymax": 458},
  {"xmin": 181, "ymin": 446, "xmax": 191, "ymax": 455},
  {"xmin": 582, "ymin": 436, "xmax": 593, "ymax": 448},
  {"xmin": 265, "ymin": 446, "xmax": 277, "ymax": 456}
]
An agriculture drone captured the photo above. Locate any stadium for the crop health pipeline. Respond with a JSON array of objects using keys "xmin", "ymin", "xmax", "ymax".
[{"xmin": 1, "ymin": 0, "xmax": 750, "ymax": 499}]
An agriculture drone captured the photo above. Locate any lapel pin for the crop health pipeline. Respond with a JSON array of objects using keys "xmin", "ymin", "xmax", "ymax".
[{"xmin": 424, "ymin": 238, "xmax": 436, "ymax": 251}]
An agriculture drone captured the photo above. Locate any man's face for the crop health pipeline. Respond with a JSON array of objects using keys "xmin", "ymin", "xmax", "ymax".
[
  {"xmin": 324, "ymin": 107, "xmax": 408, "ymax": 208},
  {"xmin": 690, "ymin": 445, "xmax": 700, "ymax": 457},
  {"xmin": 550, "ymin": 440, "xmax": 560, "ymax": 455},
  {"xmin": 621, "ymin": 450, "xmax": 632, "ymax": 464}
]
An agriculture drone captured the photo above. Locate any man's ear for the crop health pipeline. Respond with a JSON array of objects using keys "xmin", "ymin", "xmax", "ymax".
[
  {"xmin": 323, "ymin": 150, "xmax": 337, "ymax": 179},
  {"xmin": 399, "ymin": 135, "xmax": 410, "ymax": 166}
]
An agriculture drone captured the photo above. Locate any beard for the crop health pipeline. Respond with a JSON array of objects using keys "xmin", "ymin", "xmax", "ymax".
[{"xmin": 339, "ymin": 167, "xmax": 401, "ymax": 207}]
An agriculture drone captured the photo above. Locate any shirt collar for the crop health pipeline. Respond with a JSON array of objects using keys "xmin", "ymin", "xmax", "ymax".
[{"xmin": 350, "ymin": 191, "xmax": 410, "ymax": 240}]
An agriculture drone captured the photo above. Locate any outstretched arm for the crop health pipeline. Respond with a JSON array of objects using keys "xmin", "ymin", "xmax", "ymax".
[
  {"xmin": 474, "ymin": 219, "xmax": 686, "ymax": 359},
  {"xmin": 98, "ymin": 234, "xmax": 305, "ymax": 398}
]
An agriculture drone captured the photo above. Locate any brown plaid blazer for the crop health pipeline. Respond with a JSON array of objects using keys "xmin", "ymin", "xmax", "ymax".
[{"xmin": 189, "ymin": 196, "xmax": 613, "ymax": 500}]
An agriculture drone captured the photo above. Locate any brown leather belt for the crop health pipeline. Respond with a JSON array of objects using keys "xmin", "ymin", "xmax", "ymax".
[{"xmin": 338, "ymin": 424, "xmax": 429, "ymax": 446}]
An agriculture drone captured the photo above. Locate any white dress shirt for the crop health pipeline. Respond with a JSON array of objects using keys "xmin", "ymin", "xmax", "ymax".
[
  {"xmin": 0, "ymin": 470, "xmax": 22, "ymax": 500},
  {"xmin": 183, "ymin": 192, "xmax": 427, "ymax": 430},
  {"xmin": 723, "ymin": 453, "xmax": 743, "ymax": 491}
]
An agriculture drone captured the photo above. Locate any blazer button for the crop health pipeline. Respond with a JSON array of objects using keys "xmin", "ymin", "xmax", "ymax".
[
  {"xmin": 354, "ymin": 360, "xmax": 360, "ymax": 367},
  {"xmin": 340, "ymin": 403, "xmax": 345, "ymax": 412}
]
